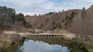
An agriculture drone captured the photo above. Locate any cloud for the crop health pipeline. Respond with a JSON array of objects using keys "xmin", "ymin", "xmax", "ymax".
[{"xmin": 0, "ymin": 0, "xmax": 93, "ymax": 15}]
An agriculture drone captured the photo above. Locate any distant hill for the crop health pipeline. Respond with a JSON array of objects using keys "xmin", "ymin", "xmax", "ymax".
[{"xmin": 25, "ymin": 5, "xmax": 93, "ymax": 35}]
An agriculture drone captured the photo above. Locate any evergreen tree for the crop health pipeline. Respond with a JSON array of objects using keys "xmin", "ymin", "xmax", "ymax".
[
  {"xmin": 16, "ymin": 13, "xmax": 25, "ymax": 21},
  {"xmin": 57, "ymin": 22, "xmax": 62, "ymax": 29},
  {"xmin": 81, "ymin": 7, "xmax": 86, "ymax": 18},
  {"xmin": 52, "ymin": 20, "xmax": 57, "ymax": 30},
  {"xmin": 0, "ymin": 6, "xmax": 16, "ymax": 30}
]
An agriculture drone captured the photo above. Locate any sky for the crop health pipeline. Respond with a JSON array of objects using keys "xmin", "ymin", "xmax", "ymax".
[{"xmin": 0, "ymin": 0, "xmax": 93, "ymax": 15}]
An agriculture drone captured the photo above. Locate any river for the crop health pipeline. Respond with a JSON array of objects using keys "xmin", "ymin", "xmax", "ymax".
[
  {"xmin": 17, "ymin": 39, "xmax": 69, "ymax": 52},
  {"xmin": 3, "ymin": 36, "xmax": 87, "ymax": 52}
]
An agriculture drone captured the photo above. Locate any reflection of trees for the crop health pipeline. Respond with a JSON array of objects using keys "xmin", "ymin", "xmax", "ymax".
[
  {"xmin": 16, "ymin": 37, "xmax": 26, "ymax": 52},
  {"xmin": 27, "ymin": 36, "xmax": 87, "ymax": 52}
]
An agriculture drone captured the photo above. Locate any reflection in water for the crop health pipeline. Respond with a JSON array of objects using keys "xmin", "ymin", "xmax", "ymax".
[
  {"xmin": 28, "ymin": 36, "xmax": 87, "ymax": 52},
  {"xmin": 17, "ymin": 39, "xmax": 70, "ymax": 52},
  {"xmin": 15, "ymin": 36, "xmax": 87, "ymax": 52}
]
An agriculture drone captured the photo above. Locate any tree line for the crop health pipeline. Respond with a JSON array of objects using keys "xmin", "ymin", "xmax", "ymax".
[{"xmin": 0, "ymin": 6, "xmax": 26, "ymax": 30}]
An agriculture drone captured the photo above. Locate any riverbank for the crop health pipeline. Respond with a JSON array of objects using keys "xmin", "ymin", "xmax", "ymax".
[
  {"xmin": 72, "ymin": 35, "xmax": 93, "ymax": 52},
  {"xmin": 0, "ymin": 30, "xmax": 93, "ymax": 52},
  {"xmin": 0, "ymin": 33, "xmax": 23, "ymax": 51}
]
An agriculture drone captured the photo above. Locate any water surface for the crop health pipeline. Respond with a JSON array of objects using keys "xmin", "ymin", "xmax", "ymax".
[
  {"xmin": 17, "ymin": 39, "xmax": 70, "ymax": 52},
  {"xmin": 5, "ymin": 36, "xmax": 87, "ymax": 52}
]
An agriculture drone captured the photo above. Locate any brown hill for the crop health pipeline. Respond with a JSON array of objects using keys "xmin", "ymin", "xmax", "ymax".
[
  {"xmin": 25, "ymin": 5, "xmax": 93, "ymax": 35},
  {"xmin": 25, "ymin": 9, "xmax": 81, "ymax": 29},
  {"xmin": 71, "ymin": 5, "xmax": 93, "ymax": 35}
]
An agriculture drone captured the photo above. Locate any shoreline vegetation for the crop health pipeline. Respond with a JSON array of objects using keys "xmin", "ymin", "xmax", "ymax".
[{"xmin": 0, "ymin": 5, "xmax": 93, "ymax": 52}]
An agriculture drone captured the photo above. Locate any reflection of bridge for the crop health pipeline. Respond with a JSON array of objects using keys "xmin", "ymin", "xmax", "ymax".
[{"xmin": 27, "ymin": 34, "xmax": 64, "ymax": 38}]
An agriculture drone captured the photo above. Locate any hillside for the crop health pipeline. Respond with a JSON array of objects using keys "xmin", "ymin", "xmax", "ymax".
[
  {"xmin": 25, "ymin": 5, "xmax": 93, "ymax": 35},
  {"xmin": 25, "ymin": 9, "xmax": 81, "ymax": 29}
]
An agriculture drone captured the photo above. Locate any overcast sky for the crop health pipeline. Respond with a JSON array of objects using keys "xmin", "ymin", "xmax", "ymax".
[{"xmin": 0, "ymin": 0, "xmax": 93, "ymax": 15}]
